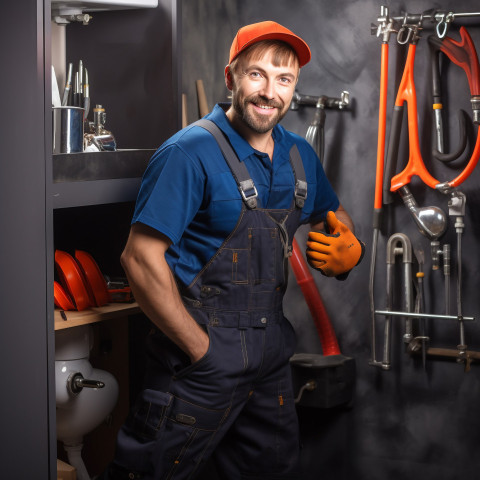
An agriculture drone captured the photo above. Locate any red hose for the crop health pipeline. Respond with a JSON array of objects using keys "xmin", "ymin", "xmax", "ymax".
[{"xmin": 290, "ymin": 238, "xmax": 341, "ymax": 356}]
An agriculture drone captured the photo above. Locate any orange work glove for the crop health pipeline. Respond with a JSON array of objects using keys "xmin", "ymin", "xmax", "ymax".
[{"xmin": 306, "ymin": 211, "xmax": 365, "ymax": 279}]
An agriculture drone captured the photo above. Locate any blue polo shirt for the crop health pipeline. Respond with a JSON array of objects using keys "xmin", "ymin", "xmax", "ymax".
[{"xmin": 132, "ymin": 103, "xmax": 339, "ymax": 287}]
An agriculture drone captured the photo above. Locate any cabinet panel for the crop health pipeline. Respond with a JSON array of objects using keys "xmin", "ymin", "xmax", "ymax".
[{"xmin": 0, "ymin": 1, "xmax": 55, "ymax": 478}]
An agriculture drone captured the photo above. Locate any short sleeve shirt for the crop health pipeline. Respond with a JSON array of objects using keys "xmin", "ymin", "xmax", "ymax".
[{"xmin": 132, "ymin": 103, "xmax": 339, "ymax": 287}]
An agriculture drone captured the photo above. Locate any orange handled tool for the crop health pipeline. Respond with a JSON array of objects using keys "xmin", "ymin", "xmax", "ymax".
[
  {"xmin": 370, "ymin": 5, "xmax": 395, "ymax": 367},
  {"xmin": 384, "ymin": 27, "xmax": 480, "ymax": 195}
]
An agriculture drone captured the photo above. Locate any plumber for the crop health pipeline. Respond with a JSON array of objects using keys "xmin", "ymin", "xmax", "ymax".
[{"xmin": 102, "ymin": 20, "xmax": 364, "ymax": 480}]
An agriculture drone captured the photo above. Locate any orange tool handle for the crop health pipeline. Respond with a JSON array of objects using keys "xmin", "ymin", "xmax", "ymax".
[
  {"xmin": 439, "ymin": 27, "xmax": 480, "ymax": 96},
  {"xmin": 374, "ymin": 42, "xmax": 389, "ymax": 211},
  {"xmin": 390, "ymin": 44, "xmax": 440, "ymax": 191},
  {"xmin": 388, "ymin": 42, "xmax": 480, "ymax": 191},
  {"xmin": 428, "ymin": 26, "xmax": 480, "ymax": 188}
]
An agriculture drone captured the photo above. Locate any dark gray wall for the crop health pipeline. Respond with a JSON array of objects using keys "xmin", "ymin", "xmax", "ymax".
[{"xmin": 182, "ymin": 1, "xmax": 480, "ymax": 479}]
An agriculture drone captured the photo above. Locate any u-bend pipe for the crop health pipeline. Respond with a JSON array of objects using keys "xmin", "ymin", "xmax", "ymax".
[{"xmin": 382, "ymin": 233, "xmax": 413, "ymax": 369}]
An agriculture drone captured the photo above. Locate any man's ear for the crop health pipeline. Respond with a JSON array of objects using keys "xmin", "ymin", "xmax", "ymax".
[{"xmin": 225, "ymin": 65, "xmax": 233, "ymax": 91}]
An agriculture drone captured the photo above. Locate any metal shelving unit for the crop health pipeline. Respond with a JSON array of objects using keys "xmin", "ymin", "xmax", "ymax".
[
  {"xmin": 0, "ymin": 0, "xmax": 181, "ymax": 477},
  {"xmin": 52, "ymin": 149, "xmax": 154, "ymax": 208}
]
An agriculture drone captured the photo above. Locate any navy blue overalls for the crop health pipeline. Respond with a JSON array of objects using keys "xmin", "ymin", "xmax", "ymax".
[{"xmin": 108, "ymin": 120, "xmax": 308, "ymax": 480}]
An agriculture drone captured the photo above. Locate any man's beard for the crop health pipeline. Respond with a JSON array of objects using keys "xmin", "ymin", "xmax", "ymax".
[{"xmin": 233, "ymin": 94, "xmax": 288, "ymax": 134}]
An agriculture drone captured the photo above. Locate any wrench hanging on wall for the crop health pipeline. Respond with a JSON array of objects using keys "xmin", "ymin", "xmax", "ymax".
[
  {"xmin": 369, "ymin": 5, "xmax": 396, "ymax": 368},
  {"xmin": 370, "ymin": 7, "xmax": 480, "ymax": 370}
]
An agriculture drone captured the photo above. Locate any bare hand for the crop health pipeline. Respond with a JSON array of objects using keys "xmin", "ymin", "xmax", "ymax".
[{"xmin": 188, "ymin": 330, "xmax": 210, "ymax": 363}]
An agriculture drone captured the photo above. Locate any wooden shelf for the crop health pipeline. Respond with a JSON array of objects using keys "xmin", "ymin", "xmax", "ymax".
[{"xmin": 54, "ymin": 302, "xmax": 141, "ymax": 330}]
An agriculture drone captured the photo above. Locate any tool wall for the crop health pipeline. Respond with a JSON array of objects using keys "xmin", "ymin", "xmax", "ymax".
[{"xmin": 182, "ymin": 1, "xmax": 480, "ymax": 479}]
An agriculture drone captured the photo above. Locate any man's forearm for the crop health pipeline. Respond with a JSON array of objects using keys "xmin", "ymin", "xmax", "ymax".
[{"xmin": 121, "ymin": 225, "xmax": 209, "ymax": 362}]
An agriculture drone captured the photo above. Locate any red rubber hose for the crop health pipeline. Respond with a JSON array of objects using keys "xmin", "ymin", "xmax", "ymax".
[{"xmin": 290, "ymin": 238, "xmax": 341, "ymax": 356}]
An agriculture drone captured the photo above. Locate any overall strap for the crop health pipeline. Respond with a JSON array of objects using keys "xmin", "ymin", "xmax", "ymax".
[
  {"xmin": 195, "ymin": 119, "xmax": 258, "ymax": 209},
  {"xmin": 195, "ymin": 119, "xmax": 308, "ymax": 210},
  {"xmin": 289, "ymin": 144, "xmax": 308, "ymax": 208}
]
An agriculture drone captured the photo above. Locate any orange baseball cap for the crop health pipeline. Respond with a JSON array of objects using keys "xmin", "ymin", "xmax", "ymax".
[{"xmin": 229, "ymin": 21, "xmax": 311, "ymax": 67}]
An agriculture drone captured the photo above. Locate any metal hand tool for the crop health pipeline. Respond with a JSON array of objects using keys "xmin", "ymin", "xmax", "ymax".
[
  {"xmin": 428, "ymin": 36, "xmax": 468, "ymax": 162},
  {"xmin": 413, "ymin": 248, "xmax": 427, "ymax": 369},
  {"xmin": 369, "ymin": 5, "xmax": 396, "ymax": 368},
  {"xmin": 384, "ymin": 26, "xmax": 480, "ymax": 196},
  {"xmin": 62, "ymin": 63, "xmax": 73, "ymax": 106}
]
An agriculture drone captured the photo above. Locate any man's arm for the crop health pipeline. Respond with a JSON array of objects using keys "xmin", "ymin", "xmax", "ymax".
[{"xmin": 121, "ymin": 223, "xmax": 209, "ymax": 362}]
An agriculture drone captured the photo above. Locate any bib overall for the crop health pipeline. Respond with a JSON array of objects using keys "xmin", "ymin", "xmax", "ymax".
[{"xmin": 108, "ymin": 120, "xmax": 308, "ymax": 480}]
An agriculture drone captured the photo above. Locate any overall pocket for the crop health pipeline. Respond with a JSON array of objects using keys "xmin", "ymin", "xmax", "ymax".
[
  {"xmin": 161, "ymin": 395, "xmax": 226, "ymax": 479},
  {"xmin": 118, "ymin": 389, "xmax": 173, "ymax": 473},
  {"xmin": 120, "ymin": 388, "xmax": 226, "ymax": 479}
]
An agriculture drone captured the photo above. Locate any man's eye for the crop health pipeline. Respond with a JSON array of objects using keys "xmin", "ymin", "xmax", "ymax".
[
  {"xmin": 279, "ymin": 77, "xmax": 292, "ymax": 84},
  {"xmin": 249, "ymin": 71, "xmax": 262, "ymax": 78}
]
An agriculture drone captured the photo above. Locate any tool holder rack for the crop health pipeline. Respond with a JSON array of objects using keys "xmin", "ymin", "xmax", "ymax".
[
  {"xmin": 369, "ymin": 5, "xmax": 480, "ymax": 372},
  {"xmin": 372, "ymin": 6, "xmax": 480, "ymax": 41}
]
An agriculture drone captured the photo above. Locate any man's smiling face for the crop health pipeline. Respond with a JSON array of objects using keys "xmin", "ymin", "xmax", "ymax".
[{"xmin": 228, "ymin": 47, "xmax": 299, "ymax": 135}]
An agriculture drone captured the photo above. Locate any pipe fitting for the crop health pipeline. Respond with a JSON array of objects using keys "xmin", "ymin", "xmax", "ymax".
[
  {"xmin": 457, "ymin": 344, "xmax": 468, "ymax": 363},
  {"xmin": 471, "ymin": 96, "xmax": 480, "ymax": 124},
  {"xmin": 386, "ymin": 232, "xmax": 413, "ymax": 264},
  {"xmin": 430, "ymin": 240, "xmax": 441, "ymax": 270},
  {"xmin": 443, "ymin": 244, "xmax": 451, "ymax": 276},
  {"xmin": 67, "ymin": 372, "xmax": 105, "ymax": 396}
]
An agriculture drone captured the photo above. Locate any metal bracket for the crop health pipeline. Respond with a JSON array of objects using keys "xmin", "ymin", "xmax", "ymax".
[
  {"xmin": 238, "ymin": 179, "xmax": 258, "ymax": 209},
  {"xmin": 371, "ymin": 5, "xmax": 397, "ymax": 43},
  {"xmin": 448, "ymin": 190, "xmax": 466, "ymax": 218},
  {"xmin": 294, "ymin": 179, "xmax": 308, "ymax": 208}
]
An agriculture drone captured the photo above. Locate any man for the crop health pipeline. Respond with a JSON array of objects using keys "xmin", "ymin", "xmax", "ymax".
[{"xmin": 105, "ymin": 20, "xmax": 363, "ymax": 480}]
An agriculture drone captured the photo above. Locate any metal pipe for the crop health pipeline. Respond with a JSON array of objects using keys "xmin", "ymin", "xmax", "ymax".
[
  {"xmin": 290, "ymin": 90, "xmax": 349, "ymax": 110},
  {"xmin": 384, "ymin": 261, "xmax": 394, "ymax": 369},
  {"xmin": 369, "ymin": 228, "xmax": 381, "ymax": 367},
  {"xmin": 443, "ymin": 243, "xmax": 451, "ymax": 315},
  {"xmin": 392, "ymin": 12, "xmax": 480, "ymax": 23},
  {"xmin": 375, "ymin": 310, "xmax": 475, "ymax": 322},
  {"xmin": 380, "ymin": 233, "xmax": 413, "ymax": 370},
  {"xmin": 447, "ymin": 191, "xmax": 467, "ymax": 360},
  {"xmin": 457, "ymin": 228, "xmax": 465, "ymax": 346}
]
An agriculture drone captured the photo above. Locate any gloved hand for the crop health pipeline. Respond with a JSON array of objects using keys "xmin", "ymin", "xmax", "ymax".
[{"xmin": 306, "ymin": 211, "xmax": 365, "ymax": 279}]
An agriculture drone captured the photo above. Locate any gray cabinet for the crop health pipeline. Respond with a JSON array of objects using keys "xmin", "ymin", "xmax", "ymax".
[{"xmin": 0, "ymin": 1, "xmax": 180, "ymax": 477}]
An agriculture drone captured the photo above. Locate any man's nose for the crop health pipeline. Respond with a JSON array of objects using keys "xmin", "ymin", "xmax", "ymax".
[{"xmin": 258, "ymin": 78, "xmax": 275, "ymax": 99}]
